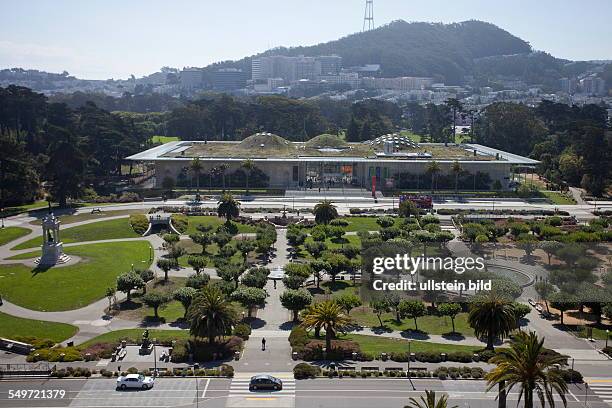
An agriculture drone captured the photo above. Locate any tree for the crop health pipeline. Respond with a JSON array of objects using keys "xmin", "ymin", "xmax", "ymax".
[
  {"xmin": 280, "ymin": 289, "xmax": 313, "ymax": 322},
  {"xmin": 549, "ymin": 292, "xmax": 578, "ymax": 325},
  {"xmin": 217, "ymin": 263, "xmax": 245, "ymax": 289},
  {"xmin": 190, "ymin": 232, "xmax": 213, "ymax": 255},
  {"xmin": 305, "ymin": 241, "xmax": 327, "ymax": 259},
  {"xmin": 186, "ymin": 285, "xmax": 238, "ymax": 344},
  {"xmin": 406, "ymin": 390, "xmax": 458, "ymax": 408},
  {"xmin": 468, "ymin": 293, "xmax": 517, "ymax": 350},
  {"xmin": 190, "ymin": 157, "xmax": 203, "ymax": 195},
  {"xmin": 156, "ymin": 258, "xmax": 175, "ymax": 281},
  {"xmin": 516, "ymin": 233, "xmax": 538, "ymax": 258},
  {"xmin": 309, "ymin": 259, "xmax": 330, "ymax": 289},
  {"xmin": 450, "ymin": 161, "xmax": 463, "ymax": 193},
  {"xmin": 437, "ymin": 303, "xmax": 462, "ymax": 334},
  {"xmin": 283, "ymin": 274, "xmax": 307, "ymax": 290},
  {"xmin": 485, "ymin": 331, "xmax": 568, "ymax": 408},
  {"xmin": 539, "ymin": 241, "xmax": 563, "ymax": 265},
  {"xmin": 142, "ymin": 292, "xmax": 170, "ymax": 319},
  {"xmin": 231, "ymin": 287, "xmax": 267, "ymax": 317},
  {"xmin": 332, "ymin": 292, "xmax": 361, "ymax": 316},
  {"xmin": 398, "ymin": 199, "xmax": 419, "ymax": 219},
  {"xmin": 534, "ymin": 281, "xmax": 556, "ymax": 314},
  {"xmin": 323, "ymin": 252, "xmax": 351, "ymax": 287},
  {"xmin": 425, "ymin": 161, "xmax": 441, "ymax": 192},
  {"xmin": 241, "ymin": 159, "xmax": 255, "ymax": 194},
  {"xmin": 445, "ymin": 98, "xmax": 463, "ymax": 145},
  {"xmin": 399, "ymin": 300, "xmax": 427, "ymax": 331},
  {"xmin": 313, "ymin": 200, "xmax": 338, "ymax": 224},
  {"xmin": 173, "ymin": 287, "xmax": 198, "ymax": 317},
  {"xmin": 217, "ymin": 193, "xmax": 240, "ymax": 223},
  {"xmin": 218, "ymin": 163, "xmax": 229, "ymax": 191},
  {"xmin": 241, "ymin": 267, "xmax": 269, "ymax": 289},
  {"xmin": 371, "ymin": 299, "xmax": 389, "ymax": 327},
  {"xmin": 187, "ymin": 255, "xmax": 207, "ymax": 275},
  {"xmin": 116, "ymin": 272, "xmax": 144, "ymax": 302},
  {"xmin": 301, "ymin": 300, "xmax": 352, "ymax": 350},
  {"xmin": 186, "ymin": 273, "xmax": 210, "ymax": 289},
  {"xmin": 46, "ymin": 129, "xmax": 86, "ymax": 207},
  {"xmin": 105, "ymin": 286, "xmax": 115, "ymax": 311}
]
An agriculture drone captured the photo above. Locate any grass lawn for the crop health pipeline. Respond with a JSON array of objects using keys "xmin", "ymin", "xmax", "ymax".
[
  {"xmin": 185, "ymin": 216, "xmax": 257, "ymax": 235},
  {"xmin": 29, "ymin": 210, "xmax": 145, "ymax": 226},
  {"xmin": 350, "ymin": 309, "xmax": 475, "ymax": 336},
  {"xmin": 341, "ymin": 333, "xmax": 481, "ymax": 354},
  {"xmin": 0, "ymin": 241, "xmax": 152, "ymax": 311},
  {"xmin": 0, "ymin": 227, "xmax": 32, "ymax": 246},
  {"xmin": 151, "ymin": 135, "xmax": 180, "ymax": 144},
  {"xmin": 117, "ymin": 278, "xmax": 188, "ymax": 324},
  {"xmin": 13, "ymin": 218, "xmax": 141, "ymax": 249},
  {"xmin": 541, "ymin": 191, "xmax": 576, "ymax": 205},
  {"xmin": 344, "ymin": 216, "xmax": 389, "ymax": 233},
  {"xmin": 0, "ymin": 312, "xmax": 78, "ymax": 343},
  {"xmin": 78, "ymin": 329, "xmax": 189, "ymax": 348}
]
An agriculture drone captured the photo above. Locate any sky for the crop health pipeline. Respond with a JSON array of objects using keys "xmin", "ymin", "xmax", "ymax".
[{"xmin": 1, "ymin": 0, "xmax": 611, "ymax": 79}]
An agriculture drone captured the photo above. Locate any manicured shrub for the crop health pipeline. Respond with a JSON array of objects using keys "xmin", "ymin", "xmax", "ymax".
[
  {"xmin": 129, "ymin": 214, "xmax": 149, "ymax": 235},
  {"xmin": 171, "ymin": 214, "xmax": 189, "ymax": 233},
  {"xmin": 293, "ymin": 363, "xmax": 321, "ymax": 379},
  {"xmin": 233, "ymin": 323, "xmax": 252, "ymax": 340}
]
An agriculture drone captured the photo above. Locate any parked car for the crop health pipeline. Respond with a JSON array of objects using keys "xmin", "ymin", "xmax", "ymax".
[
  {"xmin": 249, "ymin": 375, "xmax": 282, "ymax": 391},
  {"xmin": 116, "ymin": 373, "xmax": 154, "ymax": 390},
  {"xmin": 528, "ymin": 299, "xmax": 536, "ymax": 307}
]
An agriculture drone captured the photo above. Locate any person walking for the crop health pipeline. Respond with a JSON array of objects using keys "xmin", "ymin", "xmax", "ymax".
[
  {"xmin": 273, "ymin": 279, "xmax": 277, "ymax": 289},
  {"xmin": 261, "ymin": 338, "xmax": 266, "ymax": 351}
]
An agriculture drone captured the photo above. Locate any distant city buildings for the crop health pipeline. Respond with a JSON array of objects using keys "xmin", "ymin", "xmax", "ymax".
[
  {"xmin": 212, "ymin": 68, "xmax": 247, "ymax": 91},
  {"xmin": 180, "ymin": 68, "xmax": 204, "ymax": 90},
  {"xmin": 251, "ymin": 54, "xmax": 342, "ymax": 83}
]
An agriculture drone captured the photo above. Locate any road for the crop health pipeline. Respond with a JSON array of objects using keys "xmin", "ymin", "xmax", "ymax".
[{"xmin": 1, "ymin": 376, "xmax": 611, "ymax": 408}]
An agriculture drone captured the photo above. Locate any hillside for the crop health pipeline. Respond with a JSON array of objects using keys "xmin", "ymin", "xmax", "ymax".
[{"xmin": 204, "ymin": 20, "xmax": 533, "ymax": 84}]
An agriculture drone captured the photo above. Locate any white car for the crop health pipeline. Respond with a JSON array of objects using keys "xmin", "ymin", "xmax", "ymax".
[{"xmin": 116, "ymin": 373, "xmax": 155, "ymax": 390}]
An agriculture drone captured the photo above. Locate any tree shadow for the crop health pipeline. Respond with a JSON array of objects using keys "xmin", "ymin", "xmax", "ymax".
[
  {"xmin": 278, "ymin": 321, "xmax": 296, "ymax": 331},
  {"xmin": 31, "ymin": 265, "xmax": 52, "ymax": 276},
  {"xmin": 441, "ymin": 332, "xmax": 466, "ymax": 341},
  {"xmin": 141, "ymin": 316, "xmax": 166, "ymax": 326},
  {"xmin": 244, "ymin": 317, "xmax": 266, "ymax": 330},
  {"xmin": 399, "ymin": 330, "xmax": 430, "ymax": 340}
]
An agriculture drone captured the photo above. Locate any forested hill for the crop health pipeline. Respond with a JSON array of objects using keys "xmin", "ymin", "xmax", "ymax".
[{"xmin": 206, "ymin": 20, "xmax": 533, "ymax": 84}]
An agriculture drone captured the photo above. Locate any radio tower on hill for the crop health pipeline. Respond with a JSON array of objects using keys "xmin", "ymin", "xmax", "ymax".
[{"xmin": 363, "ymin": 0, "xmax": 374, "ymax": 31}]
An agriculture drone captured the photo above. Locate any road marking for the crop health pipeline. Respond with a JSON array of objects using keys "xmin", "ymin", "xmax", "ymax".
[
  {"xmin": 586, "ymin": 379, "xmax": 612, "ymax": 406},
  {"xmin": 246, "ymin": 397, "xmax": 277, "ymax": 400},
  {"xmin": 202, "ymin": 378, "xmax": 210, "ymax": 398}
]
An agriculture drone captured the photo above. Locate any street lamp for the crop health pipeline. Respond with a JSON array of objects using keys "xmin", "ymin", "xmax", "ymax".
[
  {"xmin": 606, "ymin": 329, "xmax": 610, "ymax": 349},
  {"xmin": 152, "ymin": 338, "xmax": 157, "ymax": 377}
]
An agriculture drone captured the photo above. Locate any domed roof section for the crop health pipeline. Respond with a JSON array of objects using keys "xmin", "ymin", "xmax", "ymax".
[
  {"xmin": 239, "ymin": 132, "xmax": 291, "ymax": 150},
  {"xmin": 305, "ymin": 134, "xmax": 348, "ymax": 149},
  {"xmin": 366, "ymin": 133, "xmax": 420, "ymax": 149}
]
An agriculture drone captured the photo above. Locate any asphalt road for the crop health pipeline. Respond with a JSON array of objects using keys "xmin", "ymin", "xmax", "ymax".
[{"xmin": 1, "ymin": 377, "xmax": 610, "ymax": 408}]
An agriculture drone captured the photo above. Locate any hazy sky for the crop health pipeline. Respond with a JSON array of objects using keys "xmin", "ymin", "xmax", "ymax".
[{"xmin": 1, "ymin": 0, "xmax": 611, "ymax": 79}]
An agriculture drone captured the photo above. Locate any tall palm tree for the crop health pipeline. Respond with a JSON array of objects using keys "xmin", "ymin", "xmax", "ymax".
[
  {"xmin": 313, "ymin": 200, "xmax": 338, "ymax": 224},
  {"xmin": 406, "ymin": 390, "xmax": 457, "ymax": 408},
  {"xmin": 485, "ymin": 331, "xmax": 568, "ymax": 408},
  {"xmin": 186, "ymin": 285, "xmax": 238, "ymax": 344},
  {"xmin": 450, "ymin": 161, "xmax": 463, "ymax": 193},
  {"xmin": 425, "ymin": 161, "xmax": 441, "ymax": 193},
  {"xmin": 190, "ymin": 157, "xmax": 203, "ymax": 196},
  {"xmin": 241, "ymin": 159, "xmax": 255, "ymax": 194},
  {"xmin": 217, "ymin": 193, "xmax": 240, "ymax": 223},
  {"xmin": 468, "ymin": 292, "xmax": 517, "ymax": 350},
  {"xmin": 218, "ymin": 163, "xmax": 229, "ymax": 191},
  {"xmin": 300, "ymin": 300, "xmax": 351, "ymax": 350}
]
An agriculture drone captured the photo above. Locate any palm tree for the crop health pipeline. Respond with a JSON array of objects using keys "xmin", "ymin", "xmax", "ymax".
[
  {"xmin": 468, "ymin": 293, "xmax": 517, "ymax": 350},
  {"xmin": 485, "ymin": 331, "xmax": 568, "ymax": 408},
  {"xmin": 313, "ymin": 200, "xmax": 338, "ymax": 224},
  {"xmin": 241, "ymin": 159, "xmax": 255, "ymax": 194},
  {"xmin": 186, "ymin": 286, "xmax": 238, "ymax": 345},
  {"xmin": 218, "ymin": 163, "xmax": 229, "ymax": 191},
  {"xmin": 450, "ymin": 161, "xmax": 463, "ymax": 193},
  {"xmin": 190, "ymin": 157, "xmax": 203, "ymax": 196},
  {"xmin": 217, "ymin": 193, "xmax": 240, "ymax": 223},
  {"xmin": 300, "ymin": 300, "xmax": 351, "ymax": 350},
  {"xmin": 425, "ymin": 161, "xmax": 441, "ymax": 193},
  {"xmin": 406, "ymin": 390, "xmax": 457, "ymax": 408}
]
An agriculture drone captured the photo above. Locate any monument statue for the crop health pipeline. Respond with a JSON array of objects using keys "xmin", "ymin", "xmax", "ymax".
[{"xmin": 35, "ymin": 213, "xmax": 70, "ymax": 265}]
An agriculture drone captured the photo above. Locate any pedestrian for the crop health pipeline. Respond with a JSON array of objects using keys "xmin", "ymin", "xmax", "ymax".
[
  {"xmin": 261, "ymin": 338, "xmax": 266, "ymax": 351},
  {"xmin": 273, "ymin": 279, "xmax": 277, "ymax": 289}
]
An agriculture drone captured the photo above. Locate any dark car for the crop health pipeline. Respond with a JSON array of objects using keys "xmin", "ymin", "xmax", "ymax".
[{"xmin": 249, "ymin": 375, "xmax": 283, "ymax": 391}]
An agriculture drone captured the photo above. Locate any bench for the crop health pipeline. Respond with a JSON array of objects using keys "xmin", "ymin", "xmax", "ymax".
[
  {"xmin": 384, "ymin": 367, "xmax": 403, "ymax": 372},
  {"xmin": 361, "ymin": 366, "xmax": 380, "ymax": 372}
]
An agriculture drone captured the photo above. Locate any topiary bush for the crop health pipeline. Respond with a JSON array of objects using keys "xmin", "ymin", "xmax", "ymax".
[
  {"xmin": 233, "ymin": 323, "xmax": 252, "ymax": 340},
  {"xmin": 293, "ymin": 363, "xmax": 321, "ymax": 379},
  {"xmin": 129, "ymin": 214, "xmax": 149, "ymax": 235}
]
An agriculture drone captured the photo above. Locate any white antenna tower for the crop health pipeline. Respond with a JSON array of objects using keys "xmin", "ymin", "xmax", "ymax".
[{"xmin": 363, "ymin": 0, "xmax": 374, "ymax": 31}]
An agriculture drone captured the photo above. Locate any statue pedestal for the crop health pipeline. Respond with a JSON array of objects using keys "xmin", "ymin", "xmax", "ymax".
[{"xmin": 36, "ymin": 242, "xmax": 71, "ymax": 266}]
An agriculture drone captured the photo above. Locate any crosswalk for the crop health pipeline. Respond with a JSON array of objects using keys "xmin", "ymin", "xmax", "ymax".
[{"xmin": 587, "ymin": 380, "xmax": 612, "ymax": 406}]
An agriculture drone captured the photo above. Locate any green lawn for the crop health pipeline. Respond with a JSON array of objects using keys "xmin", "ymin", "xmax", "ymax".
[
  {"xmin": 78, "ymin": 329, "xmax": 189, "ymax": 348},
  {"xmin": 151, "ymin": 135, "xmax": 180, "ymax": 144},
  {"xmin": 0, "ymin": 312, "xmax": 78, "ymax": 343},
  {"xmin": 341, "ymin": 334, "xmax": 481, "ymax": 354},
  {"xmin": 13, "ymin": 218, "xmax": 141, "ymax": 249},
  {"xmin": 344, "ymin": 217, "xmax": 388, "ymax": 233},
  {"xmin": 541, "ymin": 191, "xmax": 576, "ymax": 205},
  {"xmin": 185, "ymin": 216, "xmax": 257, "ymax": 235},
  {"xmin": 29, "ymin": 210, "xmax": 144, "ymax": 226},
  {"xmin": 0, "ymin": 241, "xmax": 152, "ymax": 311},
  {"xmin": 0, "ymin": 227, "xmax": 31, "ymax": 246},
  {"xmin": 350, "ymin": 309, "xmax": 475, "ymax": 336}
]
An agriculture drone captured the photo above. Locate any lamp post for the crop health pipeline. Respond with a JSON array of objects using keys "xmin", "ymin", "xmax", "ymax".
[
  {"xmin": 152, "ymin": 338, "xmax": 157, "ymax": 377},
  {"xmin": 195, "ymin": 376, "xmax": 199, "ymax": 408},
  {"xmin": 606, "ymin": 329, "xmax": 610, "ymax": 349},
  {"xmin": 407, "ymin": 340, "xmax": 411, "ymax": 377}
]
